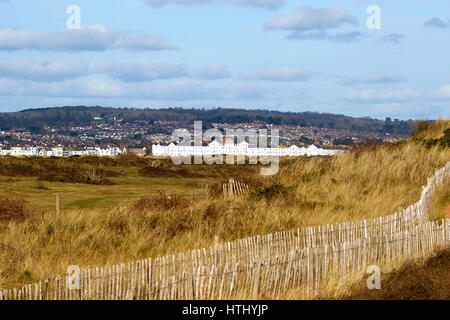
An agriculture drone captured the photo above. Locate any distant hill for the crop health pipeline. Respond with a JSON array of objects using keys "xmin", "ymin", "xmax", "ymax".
[{"xmin": 0, "ymin": 106, "xmax": 413, "ymax": 134}]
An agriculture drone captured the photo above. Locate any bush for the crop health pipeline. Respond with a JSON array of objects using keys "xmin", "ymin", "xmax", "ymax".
[
  {"xmin": 208, "ymin": 182, "xmax": 223, "ymax": 197},
  {"xmin": 350, "ymin": 139, "xmax": 384, "ymax": 157},
  {"xmin": 424, "ymin": 128, "xmax": 450, "ymax": 149},
  {"xmin": 250, "ymin": 183, "xmax": 290, "ymax": 202},
  {"xmin": 36, "ymin": 182, "xmax": 49, "ymax": 190},
  {"xmin": 0, "ymin": 196, "xmax": 31, "ymax": 222},
  {"xmin": 203, "ymin": 203, "xmax": 220, "ymax": 221},
  {"xmin": 410, "ymin": 120, "xmax": 433, "ymax": 137},
  {"xmin": 185, "ymin": 181, "xmax": 200, "ymax": 187},
  {"xmin": 0, "ymin": 157, "xmax": 116, "ymax": 185},
  {"xmin": 132, "ymin": 191, "xmax": 190, "ymax": 212}
]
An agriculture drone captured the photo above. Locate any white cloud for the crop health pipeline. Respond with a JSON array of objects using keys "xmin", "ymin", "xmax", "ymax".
[
  {"xmin": 145, "ymin": 0, "xmax": 213, "ymax": 6},
  {"xmin": 93, "ymin": 62, "xmax": 189, "ymax": 82},
  {"xmin": 365, "ymin": 103, "xmax": 444, "ymax": 119},
  {"xmin": 230, "ymin": 0, "xmax": 284, "ymax": 9},
  {"xmin": 381, "ymin": 33, "xmax": 406, "ymax": 44},
  {"xmin": 343, "ymin": 89, "xmax": 424, "ymax": 103},
  {"xmin": 0, "ymin": 78, "xmax": 124, "ymax": 98},
  {"xmin": 287, "ymin": 30, "xmax": 363, "ymax": 43},
  {"xmin": 0, "ymin": 60, "xmax": 88, "ymax": 81},
  {"xmin": 244, "ymin": 68, "xmax": 317, "ymax": 82},
  {"xmin": 0, "ymin": 60, "xmax": 232, "ymax": 82},
  {"xmin": 144, "ymin": 0, "xmax": 284, "ymax": 9},
  {"xmin": 88, "ymin": 61, "xmax": 231, "ymax": 82},
  {"xmin": 340, "ymin": 73, "xmax": 406, "ymax": 86},
  {"xmin": 195, "ymin": 65, "xmax": 231, "ymax": 79},
  {"xmin": 0, "ymin": 25, "xmax": 175, "ymax": 51},
  {"xmin": 434, "ymin": 84, "xmax": 450, "ymax": 99},
  {"xmin": 0, "ymin": 77, "xmax": 272, "ymax": 101},
  {"xmin": 264, "ymin": 7, "xmax": 358, "ymax": 32},
  {"xmin": 263, "ymin": 7, "xmax": 361, "ymax": 42},
  {"xmin": 424, "ymin": 17, "xmax": 450, "ymax": 29}
]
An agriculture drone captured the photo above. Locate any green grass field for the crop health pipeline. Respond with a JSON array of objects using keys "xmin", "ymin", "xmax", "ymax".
[{"xmin": 0, "ymin": 168, "xmax": 214, "ymax": 213}]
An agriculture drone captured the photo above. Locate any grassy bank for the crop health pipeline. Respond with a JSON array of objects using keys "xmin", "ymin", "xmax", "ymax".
[
  {"xmin": 0, "ymin": 120, "xmax": 448, "ymax": 291},
  {"xmin": 342, "ymin": 249, "xmax": 450, "ymax": 300}
]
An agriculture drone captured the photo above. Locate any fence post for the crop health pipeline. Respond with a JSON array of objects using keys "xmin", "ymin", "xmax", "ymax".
[
  {"xmin": 126, "ymin": 275, "xmax": 136, "ymax": 300},
  {"xmin": 253, "ymin": 260, "xmax": 262, "ymax": 299},
  {"xmin": 147, "ymin": 258, "xmax": 152, "ymax": 300},
  {"xmin": 55, "ymin": 193, "xmax": 60, "ymax": 215},
  {"xmin": 187, "ymin": 266, "xmax": 195, "ymax": 300},
  {"xmin": 214, "ymin": 235, "xmax": 220, "ymax": 266},
  {"xmin": 444, "ymin": 219, "xmax": 448, "ymax": 248}
]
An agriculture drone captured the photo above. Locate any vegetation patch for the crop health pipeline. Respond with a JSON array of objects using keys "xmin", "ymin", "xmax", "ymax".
[
  {"xmin": 67, "ymin": 197, "xmax": 105, "ymax": 209},
  {"xmin": 0, "ymin": 120, "xmax": 448, "ymax": 290},
  {"xmin": 343, "ymin": 249, "xmax": 450, "ymax": 300},
  {"xmin": 422, "ymin": 128, "xmax": 450, "ymax": 148},
  {"xmin": 0, "ymin": 196, "xmax": 31, "ymax": 222},
  {"xmin": 250, "ymin": 183, "xmax": 291, "ymax": 202},
  {"xmin": 139, "ymin": 165, "xmax": 206, "ymax": 178},
  {"xmin": 0, "ymin": 157, "xmax": 117, "ymax": 185},
  {"xmin": 132, "ymin": 191, "xmax": 190, "ymax": 212}
]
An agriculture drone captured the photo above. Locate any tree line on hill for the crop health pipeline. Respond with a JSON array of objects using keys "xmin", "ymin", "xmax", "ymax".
[{"xmin": 0, "ymin": 106, "xmax": 413, "ymax": 134}]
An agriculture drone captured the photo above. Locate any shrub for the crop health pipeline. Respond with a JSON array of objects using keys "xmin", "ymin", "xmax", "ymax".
[
  {"xmin": 250, "ymin": 183, "xmax": 290, "ymax": 202},
  {"xmin": 132, "ymin": 191, "xmax": 190, "ymax": 212},
  {"xmin": 139, "ymin": 165, "xmax": 206, "ymax": 178},
  {"xmin": 185, "ymin": 181, "xmax": 200, "ymax": 187},
  {"xmin": 0, "ymin": 157, "xmax": 116, "ymax": 185},
  {"xmin": 424, "ymin": 128, "xmax": 450, "ymax": 149},
  {"xmin": 203, "ymin": 203, "xmax": 220, "ymax": 221},
  {"xmin": 410, "ymin": 120, "xmax": 433, "ymax": 137},
  {"xmin": 208, "ymin": 182, "xmax": 223, "ymax": 197},
  {"xmin": 36, "ymin": 182, "xmax": 49, "ymax": 190},
  {"xmin": 350, "ymin": 139, "xmax": 384, "ymax": 158},
  {"xmin": 0, "ymin": 196, "xmax": 31, "ymax": 222}
]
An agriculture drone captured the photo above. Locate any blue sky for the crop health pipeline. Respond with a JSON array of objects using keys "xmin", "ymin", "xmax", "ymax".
[{"xmin": 0, "ymin": 0, "xmax": 449, "ymax": 119}]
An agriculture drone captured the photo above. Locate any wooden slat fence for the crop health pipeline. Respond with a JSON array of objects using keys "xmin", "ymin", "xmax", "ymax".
[
  {"xmin": 223, "ymin": 178, "xmax": 250, "ymax": 198},
  {"xmin": 1, "ymin": 162, "xmax": 449, "ymax": 300}
]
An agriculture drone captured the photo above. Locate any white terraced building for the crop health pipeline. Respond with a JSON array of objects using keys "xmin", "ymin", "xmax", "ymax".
[
  {"xmin": 152, "ymin": 141, "xmax": 342, "ymax": 157},
  {"xmin": 0, "ymin": 146, "xmax": 123, "ymax": 157}
]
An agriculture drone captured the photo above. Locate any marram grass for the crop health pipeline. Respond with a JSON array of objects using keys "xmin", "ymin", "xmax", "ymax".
[{"xmin": 0, "ymin": 120, "xmax": 449, "ymax": 292}]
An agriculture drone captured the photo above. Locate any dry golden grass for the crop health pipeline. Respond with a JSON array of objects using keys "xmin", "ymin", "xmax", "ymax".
[
  {"xmin": 0, "ymin": 195, "xmax": 31, "ymax": 222},
  {"xmin": 411, "ymin": 119, "xmax": 448, "ymax": 140},
  {"xmin": 330, "ymin": 249, "xmax": 450, "ymax": 300},
  {"xmin": 0, "ymin": 120, "xmax": 449, "ymax": 291},
  {"xmin": 429, "ymin": 182, "xmax": 450, "ymax": 221}
]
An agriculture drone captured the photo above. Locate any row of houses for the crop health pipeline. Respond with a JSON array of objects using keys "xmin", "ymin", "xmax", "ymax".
[
  {"xmin": 152, "ymin": 141, "xmax": 343, "ymax": 157},
  {"xmin": 0, "ymin": 146, "xmax": 147, "ymax": 157},
  {"xmin": 0, "ymin": 142, "xmax": 342, "ymax": 158}
]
